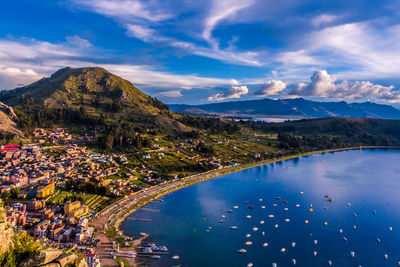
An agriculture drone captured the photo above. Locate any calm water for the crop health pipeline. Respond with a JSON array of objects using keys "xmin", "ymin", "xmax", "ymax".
[{"xmin": 121, "ymin": 149, "xmax": 400, "ymax": 267}]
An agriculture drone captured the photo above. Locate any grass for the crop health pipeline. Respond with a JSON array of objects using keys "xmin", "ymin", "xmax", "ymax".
[
  {"xmin": 116, "ymin": 256, "xmax": 130, "ymax": 267},
  {"xmin": 46, "ymin": 190, "xmax": 99, "ymax": 207}
]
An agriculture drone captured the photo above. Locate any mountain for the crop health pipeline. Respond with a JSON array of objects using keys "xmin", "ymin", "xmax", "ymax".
[
  {"xmin": 169, "ymin": 98, "xmax": 400, "ymax": 119},
  {"xmin": 0, "ymin": 67, "xmax": 189, "ymax": 133},
  {"xmin": 0, "ymin": 101, "xmax": 23, "ymax": 138}
]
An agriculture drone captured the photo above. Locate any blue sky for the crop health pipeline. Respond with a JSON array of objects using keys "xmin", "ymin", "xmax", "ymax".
[{"xmin": 1, "ymin": 0, "xmax": 400, "ymax": 105}]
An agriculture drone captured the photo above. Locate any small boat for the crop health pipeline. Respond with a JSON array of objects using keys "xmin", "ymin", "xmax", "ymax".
[
  {"xmin": 230, "ymin": 226, "xmax": 238, "ymax": 230},
  {"xmin": 373, "ymin": 210, "xmax": 377, "ymax": 214},
  {"xmin": 339, "ymin": 229, "xmax": 343, "ymax": 234},
  {"xmin": 151, "ymin": 255, "xmax": 161, "ymax": 259},
  {"xmin": 314, "ymin": 240, "xmax": 318, "ymax": 245},
  {"xmin": 343, "ymin": 237, "xmax": 348, "ymax": 242},
  {"xmin": 205, "ymin": 229, "xmax": 210, "ymax": 232},
  {"xmin": 291, "ymin": 242, "xmax": 296, "ymax": 247},
  {"xmin": 305, "ymin": 220, "xmax": 309, "ymax": 224},
  {"xmin": 300, "ymin": 192, "xmax": 304, "ymax": 195},
  {"xmin": 273, "ymin": 204, "xmax": 277, "ymax": 207},
  {"xmin": 292, "ymin": 259, "xmax": 296, "ymax": 265},
  {"xmin": 221, "ymin": 215, "xmax": 226, "ymax": 218},
  {"xmin": 285, "ymin": 219, "xmax": 290, "ymax": 222},
  {"xmin": 233, "ymin": 206, "xmax": 239, "ymax": 209},
  {"xmin": 247, "ymin": 263, "xmax": 253, "ymax": 267},
  {"xmin": 376, "ymin": 238, "xmax": 381, "ymax": 243},
  {"xmin": 127, "ymin": 253, "xmax": 136, "ymax": 258},
  {"xmin": 259, "ymin": 198, "xmax": 263, "ymax": 202},
  {"xmin": 276, "ymin": 197, "xmax": 282, "ymax": 200},
  {"xmin": 260, "ymin": 220, "xmax": 265, "ymax": 224},
  {"xmin": 353, "ymin": 213, "xmax": 357, "ymax": 217},
  {"xmin": 347, "ymin": 203, "xmax": 351, "ymax": 207},
  {"xmin": 248, "ymin": 206, "xmax": 254, "ymax": 209},
  {"xmin": 246, "ymin": 234, "xmax": 251, "ymax": 238},
  {"xmin": 324, "ymin": 207, "xmax": 328, "ymax": 210},
  {"xmin": 263, "ymin": 242, "xmax": 269, "ymax": 247},
  {"xmin": 219, "ymin": 220, "xmax": 224, "ymax": 223},
  {"xmin": 327, "ymin": 198, "xmax": 334, "ymax": 202},
  {"xmin": 227, "ymin": 210, "xmax": 233, "ymax": 213},
  {"xmin": 281, "ymin": 248, "xmax": 286, "ymax": 253},
  {"xmin": 244, "ymin": 201, "xmax": 249, "ymax": 204},
  {"xmin": 389, "ymin": 226, "xmax": 393, "ymax": 231},
  {"xmin": 237, "ymin": 249, "xmax": 247, "ymax": 253},
  {"xmin": 282, "ymin": 200, "xmax": 288, "ymax": 204},
  {"xmin": 245, "ymin": 241, "xmax": 252, "ymax": 246},
  {"xmin": 384, "ymin": 254, "xmax": 388, "ymax": 260},
  {"xmin": 313, "ymin": 251, "xmax": 317, "ymax": 256},
  {"xmin": 324, "ymin": 222, "xmax": 328, "ymax": 226},
  {"xmin": 272, "ymin": 263, "xmax": 277, "ymax": 267},
  {"xmin": 253, "ymin": 227, "xmax": 258, "ymax": 231},
  {"xmin": 296, "ymin": 204, "xmax": 300, "ymax": 207},
  {"xmin": 284, "ymin": 207, "xmax": 289, "ymax": 211},
  {"xmin": 274, "ymin": 224, "xmax": 279, "ymax": 228},
  {"xmin": 268, "ymin": 214, "xmax": 275, "ymax": 218},
  {"xmin": 353, "ymin": 225, "xmax": 357, "ymax": 230},
  {"xmin": 310, "ymin": 204, "xmax": 313, "ymax": 207},
  {"xmin": 350, "ymin": 251, "xmax": 355, "ymax": 258},
  {"xmin": 328, "ymin": 260, "xmax": 333, "ymax": 266},
  {"xmin": 308, "ymin": 208, "xmax": 313, "ymax": 212},
  {"xmin": 208, "ymin": 227, "xmax": 212, "ymax": 230},
  {"xmin": 262, "ymin": 231, "xmax": 265, "ymax": 236},
  {"xmin": 246, "ymin": 215, "xmax": 252, "ymax": 219},
  {"xmin": 172, "ymin": 255, "xmax": 180, "ymax": 260},
  {"xmin": 261, "ymin": 206, "xmax": 266, "ymax": 209},
  {"xmin": 201, "ymin": 218, "xmax": 206, "ymax": 221}
]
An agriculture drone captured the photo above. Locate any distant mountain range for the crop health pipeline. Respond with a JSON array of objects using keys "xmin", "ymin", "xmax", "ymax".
[{"xmin": 169, "ymin": 98, "xmax": 400, "ymax": 119}]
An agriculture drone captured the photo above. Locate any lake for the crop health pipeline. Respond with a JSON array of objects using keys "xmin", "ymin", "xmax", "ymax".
[{"xmin": 120, "ymin": 149, "xmax": 400, "ymax": 266}]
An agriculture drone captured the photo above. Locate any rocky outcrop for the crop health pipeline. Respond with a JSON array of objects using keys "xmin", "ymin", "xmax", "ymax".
[
  {"xmin": 0, "ymin": 101, "xmax": 23, "ymax": 138},
  {"xmin": 0, "ymin": 206, "xmax": 14, "ymax": 255},
  {"xmin": 56, "ymin": 253, "xmax": 77, "ymax": 267},
  {"xmin": 18, "ymin": 248, "xmax": 63, "ymax": 267}
]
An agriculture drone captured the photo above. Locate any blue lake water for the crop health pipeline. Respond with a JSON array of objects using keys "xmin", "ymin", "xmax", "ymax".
[{"xmin": 121, "ymin": 149, "xmax": 400, "ymax": 267}]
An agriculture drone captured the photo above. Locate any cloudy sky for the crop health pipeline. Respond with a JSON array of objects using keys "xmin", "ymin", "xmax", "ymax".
[{"xmin": 1, "ymin": 0, "xmax": 400, "ymax": 105}]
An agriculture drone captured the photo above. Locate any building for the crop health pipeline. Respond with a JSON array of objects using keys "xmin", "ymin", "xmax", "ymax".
[
  {"xmin": 64, "ymin": 201, "xmax": 88, "ymax": 218},
  {"xmin": 36, "ymin": 183, "xmax": 55, "ymax": 198}
]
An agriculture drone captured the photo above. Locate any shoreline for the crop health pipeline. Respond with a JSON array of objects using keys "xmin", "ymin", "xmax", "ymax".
[{"xmin": 94, "ymin": 145, "xmax": 399, "ymax": 266}]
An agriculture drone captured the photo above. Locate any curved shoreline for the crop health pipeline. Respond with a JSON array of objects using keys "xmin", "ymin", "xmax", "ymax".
[{"xmin": 93, "ymin": 146, "xmax": 399, "ymax": 266}]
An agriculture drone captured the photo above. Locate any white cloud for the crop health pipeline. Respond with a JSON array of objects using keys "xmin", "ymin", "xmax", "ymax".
[
  {"xmin": 71, "ymin": 0, "xmax": 172, "ymax": 22},
  {"xmin": 208, "ymin": 85, "xmax": 248, "ymax": 101},
  {"xmin": 289, "ymin": 70, "xmax": 400, "ymax": 102},
  {"xmin": 203, "ymin": 0, "xmax": 254, "ymax": 43},
  {"xmin": 311, "ymin": 14, "xmax": 339, "ymax": 27},
  {"xmin": 125, "ymin": 24, "xmax": 160, "ymax": 42},
  {"xmin": 254, "ymin": 80, "xmax": 286, "ymax": 96},
  {"xmin": 66, "ymin": 35, "xmax": 92, "ymax": 48},
  {"xmin": 156, "ymin": 90, "xmax": 183, "ymax": 98}
]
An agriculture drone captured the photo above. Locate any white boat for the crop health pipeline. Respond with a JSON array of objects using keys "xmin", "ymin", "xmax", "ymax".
[
  {"xmin": 246, "ymin": 215, "xmax": 252, "ymax": 219},
  {"xmin": 313, "ymin": 251, "xmax": 317, "ymax": 256},
  {"xmin": 260, "ymin": 220, "xmax": 265, "ymax": 224},
  {"xmin": 262, "ymin": 232, "xmax": 265, "ymax": 236},
  {"xmin": 230, "ymin": 226, "xmax": 238, "ymax": 230},
  {"xmin": 219, "ymin": 220, "xmax": 224, "ymax": 223},
  {"xmin": 127, "ymin": 253, "xmax": 136, "ymax": 258},
  {"xmin": 268, "ymin": 214, "xmax": 275, "ymax": 218},
  {"xmin": 246, "ymin": 234, "xmax": 251, "ymax": 238},
  {"xmin": 373, "ymin": 210, "xmax": 377, "ymax": 214},
  {"xmin": 384, "ymin": 254, "xmax": 388, "ymax": 260},
  {"xmin": 272, "ymin": 263, "xmax": 277, "ymax": 267},
  {"xmin": 259, "ymin": 198, "xmax": 263, "ymax": 202},
  {"xmin": 234, "ymin": 206, "xmax": 239, "ymax": 209},
  {"xmin": 389, "ymin": 226, "xmax": 393, "ymax": 231},
  {"xmin": 245, "ymin": 241, "xmax": 253, "ymax": 246},
  {"xmin": 376, "ymin": 238, "xmax": 381, "ymax": 243},
  {"xmin": 347, "ymin": 203, "xmax": 351, "ymax": 207},
  {"xmin": 263, "ymin": 242, "xmax": 269, "ymax": 247},
  {"xmin": 343, "ymin": 237, "xmax": 348, "ymax": 242},
  {"xmin": 295, "ymin": 204, "xmax": 300, "ymax": 207},
  {"xmin": 273, "ymin": 204, "xmax": 277, "ymax": 206},
  {"xmin": 281, "ymin": 248, "xmax": 286, "ymax": 253},
  {"xmin": 274, "ymin": 224, "xmax": 279, "ymax": 228},
  {"xmin": 292, "ymin": 259, "xmax": 296, "ymax": 265},
  {"xmin": 237, "ymin": 249, "xmax": 247, "ymax": 253},
  {"xmin": 261, "ymin": 206, "xmax": 266, "ymax": 209},
  {"xmin": 172, "ymin": 255, "xmax": 180, "ymax": 260},
  {"xmin": 328, "ymin": 260, "xmax": 333, "ymax": 266},
  {"xmin": 221, "ymin": 215, "xmax": 226, "ymax": 218},
  {"xmin": 353, "ymin": 213, "xmax": 357, "ymax": 217},
  {"xmin": 300, "ymin": 192, "xmax": 304, "ymax": 195},
  {"xmin": 353, "ymin": 225, "xmax": 357, "ymax": 230},
  {"xmin": 291, "ymin": 242, "xmax": 296, "ymax": 247},
  {"xmin": 285, "ymin": 218, "xmax": 290, "ymax": 222},
  {"xmin": 247, "ymin": 263, "xmax": 253, "ymax": 267},
  {"xmin": 314, "ymin": 240, "xmax": 318, "ymax": 245},
  {"xmin": 284, "ymin": 208, "xmax": 288, "ymax": 211},
  {"xmin": 253, "ymin": 227, "xmax": 258, "ymax": 231},
  {"xmin": 339, "ymin": 229, "xmax": 343, "ymax": 234},
  {"xmin": 350, "ymin": 251, "xmax": 355, "ymax": 258},
  {"xmin": 151, "ymin": 255, "xmax": 161, "ymax": 259}
]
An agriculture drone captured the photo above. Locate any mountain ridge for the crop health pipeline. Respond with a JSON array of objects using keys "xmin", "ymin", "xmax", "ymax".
[{"xmin": 169, "ymin": 98, "xmax": 400, "ymax": 119}]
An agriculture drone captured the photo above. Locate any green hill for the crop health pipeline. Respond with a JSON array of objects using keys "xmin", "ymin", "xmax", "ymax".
[{"xmin": 0, "ymin": 67, "xmax": 189, "ymax": 133}]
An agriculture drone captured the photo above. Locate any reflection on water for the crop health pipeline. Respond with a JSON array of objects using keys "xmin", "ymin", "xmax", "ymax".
[{"xmin": 121, "ymin": 149, "xmax": 400, "ymax": 267}]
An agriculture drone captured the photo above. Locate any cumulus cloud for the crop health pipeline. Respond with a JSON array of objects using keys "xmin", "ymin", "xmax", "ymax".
[
  {"xmin": 254, "ymin": 80, "xmax": 286, "ymax": 96},
  {"xmin": 289, "ymin": 70, "xmax": 400, "ymax": 102},
  {"xmin": 311, "ymin": 14, "xmax": 339, "ymax": 27},
  {"xmin": 208, "ymin": 84, "xmax": 248, "ymax": 101}
]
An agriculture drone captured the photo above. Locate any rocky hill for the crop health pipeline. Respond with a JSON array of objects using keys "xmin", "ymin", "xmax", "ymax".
[
  {"xmin": 0, "ymin": 101, "xmax": 23, "ymax": 138},
  {"xmin": 0, "ymin": 67, "xmax": 189, "ymax": 133}
]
